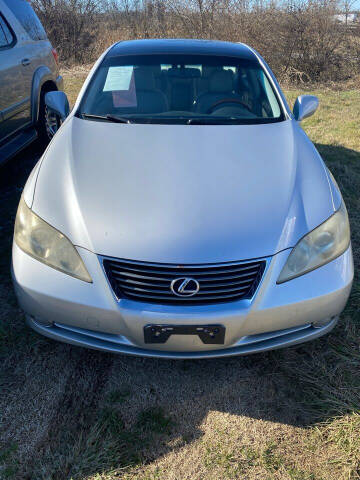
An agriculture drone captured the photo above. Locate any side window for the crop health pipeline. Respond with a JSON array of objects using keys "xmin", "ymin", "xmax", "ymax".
[
  {"xmin": 4, "ymin": 0, "xmax": 47, "ymax": 41},
  {"xmin": 0, "ymin": 14, "xmax": 15, "ymax": 47}
]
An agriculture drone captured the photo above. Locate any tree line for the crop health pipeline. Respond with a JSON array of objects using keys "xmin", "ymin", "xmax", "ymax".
[{"xmin": 30, "ymin": 0, "xmax": 360, "ymax": 83}]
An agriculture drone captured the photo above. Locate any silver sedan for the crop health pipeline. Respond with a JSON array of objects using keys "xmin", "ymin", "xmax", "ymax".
[{"xmin": 11, "ymin": 39, "xmax": 353, "ymax": 359}]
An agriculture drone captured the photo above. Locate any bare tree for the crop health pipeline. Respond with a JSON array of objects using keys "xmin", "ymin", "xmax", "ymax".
[{"xmin": 31, "ymin": 0, "xmax": 100, "ymax": 63}]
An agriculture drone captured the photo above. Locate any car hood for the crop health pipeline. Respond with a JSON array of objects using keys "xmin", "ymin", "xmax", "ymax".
[{"xmin": 32, "ymin": 117, "xmax": 336, "ymax": 263}]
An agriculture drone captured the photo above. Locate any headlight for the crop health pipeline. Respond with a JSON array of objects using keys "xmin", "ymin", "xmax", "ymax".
[
  {"xmin": 14, "ymin": 196, "xmax": 92, "ymax": 283},
  {"xmin": 278, "ymin": 202, "xmax": 350, "ymax": 284}
]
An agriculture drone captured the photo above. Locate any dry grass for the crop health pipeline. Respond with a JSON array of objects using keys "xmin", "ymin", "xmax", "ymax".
[{"xmin": 0, "ymin": 71, "xmax": 359, "ymax": 480}]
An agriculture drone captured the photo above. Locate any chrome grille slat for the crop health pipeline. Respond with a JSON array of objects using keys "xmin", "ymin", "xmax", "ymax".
[
  {"xmin": 110, "ymin": 269, "xmax": 259, "ymax": 283},
  {"xmin": 118, "ymin": 276, "xmax": 254, "ymax": 288},
  {"xmin": 107, "ymin": 260, "xmax": 261, "ymax": 270},
  {"xmin": 103, "ymin": 258, "xmax": 265, "ymax": 305},
  {"xmin": 108, "ymin": 263, "xmax": 261, "ymax": 276},
  {"xmin": 118, "ymin": 277, "xmax": 255, "ymax": 289},
  {"xmin": 190, "ymin": 278, "xmax": 254, "ymax": 288},
  {"xmin": 114, "ymin": 289, "xmax": 251, "ymax": 302},
  {"xmin": 120, "ymin": 283, "xmax": 250, "ymax": 295},
  {"xmin": 111, "ymin": 271, "xmax": 174, "ymax": 282}
]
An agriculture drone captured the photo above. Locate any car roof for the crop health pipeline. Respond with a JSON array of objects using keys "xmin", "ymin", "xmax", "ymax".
[{"xmin": 107, "ymin": 39, "xmax": 257, "ymax": 61}]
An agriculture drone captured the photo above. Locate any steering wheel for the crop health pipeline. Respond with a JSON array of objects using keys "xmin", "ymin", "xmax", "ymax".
[{"xmin": 206, "ymin": 98, "xmax": 253, "ymax": 114}]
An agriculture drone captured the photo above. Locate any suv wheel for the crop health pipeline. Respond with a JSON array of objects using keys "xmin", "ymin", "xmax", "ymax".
[
  {"xmin": 37, "ymin": 89, "xmax": 61, "ymax": 143},
  {"xmin": 44, "ymin": 105, "xmax": 61, "ymax": 139}
]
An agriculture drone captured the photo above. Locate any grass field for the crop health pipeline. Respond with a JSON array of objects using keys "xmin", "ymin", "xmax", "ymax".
[{"xmin": 0, "ymin": 71, "xmax": 359, "ymax": 480}]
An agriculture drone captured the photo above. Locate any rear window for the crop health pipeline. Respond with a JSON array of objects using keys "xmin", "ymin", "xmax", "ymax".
[{"xmin": 4, "ymin": 0, "xmax": 47, "ymax": 41}]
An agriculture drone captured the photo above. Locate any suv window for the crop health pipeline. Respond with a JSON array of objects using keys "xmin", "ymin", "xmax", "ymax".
[
  {"xmin": 4, "ymin": 0, "xmax": 47, "ymax": 41},
  {"xmin": 0, "ymin": 21, "xmax": 7, "ymax": 47},
  {"xmin": 0, "ymin": 13, "xmax": 15, "ymax": 47}
]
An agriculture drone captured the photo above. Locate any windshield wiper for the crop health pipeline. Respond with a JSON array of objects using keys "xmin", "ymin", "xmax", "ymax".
[
  {"xmin": 187, "ymin": 116, "xmax": 265, "ymax": 125},
  {"xmin": 81, "ymin": 113, "xmax": 131, "ymax": 124},
  {"xmin": 187, "ymin": 117, "xmax": 233, "ymax": 125},
  {"xmin": 106, "ymin": 114, "xmax": 131, "ymax": 124}
]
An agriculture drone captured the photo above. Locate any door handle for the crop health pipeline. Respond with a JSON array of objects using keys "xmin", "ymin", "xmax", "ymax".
[{"xmin": 21, "ymin": 58, "xmax": 31, "ymax": 66}]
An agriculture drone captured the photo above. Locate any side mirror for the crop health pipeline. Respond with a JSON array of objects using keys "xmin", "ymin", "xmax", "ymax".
[
  {"xmin": 45, "ymin": 91, "xmax": 70, "ymax": 121},
  {"xmin": 293, "ymin": 95, "xmax": 319, "ymax": 122}
]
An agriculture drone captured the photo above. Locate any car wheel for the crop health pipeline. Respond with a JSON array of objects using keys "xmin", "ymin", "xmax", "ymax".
[
  {"xmin": 37, "ymin": 89, "xmax": 61, "ymax": 144},
  {"xmin": 44, "ymin": 105, "xmax": 61, "ymax": 139}
]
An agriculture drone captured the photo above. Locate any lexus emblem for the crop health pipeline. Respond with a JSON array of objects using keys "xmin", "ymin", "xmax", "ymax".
[{"xmin": 170, "ymin": 277, "xmax": 200, "ymax": 297}]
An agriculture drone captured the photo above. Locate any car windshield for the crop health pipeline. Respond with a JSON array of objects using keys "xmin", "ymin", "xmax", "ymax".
[{"xmin": 78, "ymin": 54, "xmax": 284, "ymax": 124}]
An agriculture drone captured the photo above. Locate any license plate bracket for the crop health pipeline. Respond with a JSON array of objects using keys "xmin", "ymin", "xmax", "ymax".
[{"xmin": 144, "ymin": 324, "xmax": 225, "ymax": 344}]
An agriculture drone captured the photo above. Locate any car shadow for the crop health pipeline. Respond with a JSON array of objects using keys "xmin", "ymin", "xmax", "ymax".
[{"xmin": 0, "ymin": 142, "xmax": 359, "ymax": 479}]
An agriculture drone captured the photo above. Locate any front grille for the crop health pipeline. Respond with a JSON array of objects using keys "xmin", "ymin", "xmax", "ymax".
[{"xmin": 103, "ymin": 258, "xmax": 266, "ymax": 305}]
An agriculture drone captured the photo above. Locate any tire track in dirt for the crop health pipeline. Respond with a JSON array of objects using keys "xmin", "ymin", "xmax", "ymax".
[
  {"xmin": 23, "ymin": 348, "xmax": 114, "ymax": 479},
  {"xmin": 0, "ymin": 144, "xmax": 114, "ymax": 479}
]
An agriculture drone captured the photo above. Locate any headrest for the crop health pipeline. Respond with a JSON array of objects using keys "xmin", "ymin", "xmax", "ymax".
[
  {"xmin": 183, "ymin": 68, "xmax": 201, "ymax": 78},
  {"xmin": 202, "ymin": 66, "xmax": 222, "ymax": 78},
  {"xmin": 167, "ymin": 68, "xmax": 201, "ymax": 78},
  {"xmin": 134, "ymin": 67, "xmax": 156, "ymax": 90},
  {"xmin": 209, "ymin": 70, "xmax": 234, "ymax": 93}
]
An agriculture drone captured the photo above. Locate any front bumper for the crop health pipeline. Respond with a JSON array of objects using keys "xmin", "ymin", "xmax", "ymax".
[
  {"xmin": 27, "ymin": 316, "xmax": 339, "ymax": 359},
  {"xmin": 12, "ymin": 243, "xmax": 353, "ymax": 359}
]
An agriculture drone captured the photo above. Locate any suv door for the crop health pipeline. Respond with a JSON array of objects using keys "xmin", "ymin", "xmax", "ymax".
[{"xmin": 0, "ymin": 11, "xmax": 29, "ymax": 143}]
